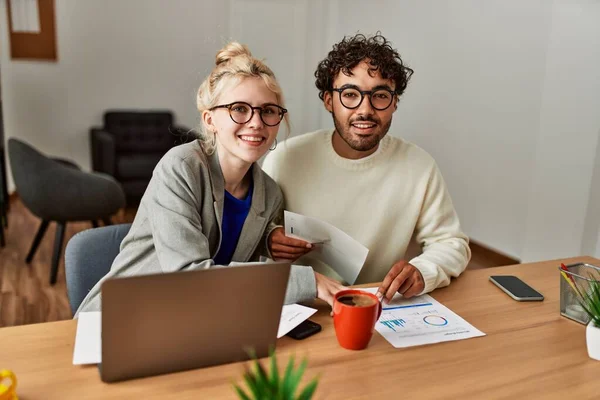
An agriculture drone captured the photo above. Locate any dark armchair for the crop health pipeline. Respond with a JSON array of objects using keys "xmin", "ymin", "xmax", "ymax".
[
  {"xmin": 8, "ymin": 138, "xmax": 126, "ymax": 285},
  {"xmin": 90, "ymin": 110, "xmax": 193, "ymax": 201}
]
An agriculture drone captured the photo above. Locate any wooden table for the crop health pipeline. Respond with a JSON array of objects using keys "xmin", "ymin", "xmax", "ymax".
[{"xmin": 1, "ymin": 256, "xmax": 599, "ymax": 399}]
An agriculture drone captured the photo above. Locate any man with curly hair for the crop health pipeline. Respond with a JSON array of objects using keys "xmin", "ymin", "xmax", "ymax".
[{"xmin": 262, "ymin": 33, "xmax": 470, "ymax": 304}]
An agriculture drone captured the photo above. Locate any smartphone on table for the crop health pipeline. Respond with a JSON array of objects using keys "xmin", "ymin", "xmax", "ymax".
[
  {"xmin": 489, "ymin": 275, "xmax": 544, "ymax": 301},
  {"xmin": 286, "ymin": 320, "xmax": 322, "ymax": 340}
]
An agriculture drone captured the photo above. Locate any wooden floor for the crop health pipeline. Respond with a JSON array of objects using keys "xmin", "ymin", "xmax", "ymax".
[
  {"xmin": 0, "ymin": 197, "xmax": 516, "ymax": 328},
  {"xmin": 0, "ymin": 197, "xmax": 136, "ymax": 328}
]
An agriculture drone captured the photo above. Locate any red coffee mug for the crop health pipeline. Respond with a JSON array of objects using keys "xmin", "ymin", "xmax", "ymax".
[{"xmin": 333, "ymin": 289, "xmax": 382, "ymax": 350}]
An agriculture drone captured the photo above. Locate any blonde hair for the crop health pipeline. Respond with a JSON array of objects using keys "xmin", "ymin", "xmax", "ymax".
[{"xmin": 197, "ymin": 42, "xmax": 290, "ymax": 154}]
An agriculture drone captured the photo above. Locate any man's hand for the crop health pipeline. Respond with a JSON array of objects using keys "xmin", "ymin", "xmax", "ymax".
[
  {"xmin": 268, "ymin": 227, "xmax": 312, "ymax": 261},
  {"xmin": 377, "ymin": 260, "xmax": 424, "ymax": 302},
  {"xmin": 315, "ymin": 272, "xmax": 347, "ymax": 308}
]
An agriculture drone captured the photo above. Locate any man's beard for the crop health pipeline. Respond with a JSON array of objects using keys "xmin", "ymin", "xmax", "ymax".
[{"xmin": 331, "ymin": 111, "xmax": 391, "ymax": 153}]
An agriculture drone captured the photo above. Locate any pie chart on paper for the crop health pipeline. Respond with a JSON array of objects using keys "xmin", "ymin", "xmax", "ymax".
[{"xmin": 423, "ymin": 315, "xmax": 448, "ymax": 326}]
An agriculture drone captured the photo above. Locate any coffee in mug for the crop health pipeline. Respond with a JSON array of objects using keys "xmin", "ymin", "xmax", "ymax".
[
  {"xmin": 336, "ymin": 294, "xmax": 377, "ymax": 307},
  {"xmin": 333, "ymin": 290, "xmax": 382, "ymax": 350}
]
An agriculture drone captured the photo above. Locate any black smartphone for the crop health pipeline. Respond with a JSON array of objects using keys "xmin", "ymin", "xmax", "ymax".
[
  {"xmin": 489, "ymin": 275, "xmax": 544, "ymax": 301},
  {"xmin": 285, "ymin": 320, "xmax": 322, "ymax": 340}
]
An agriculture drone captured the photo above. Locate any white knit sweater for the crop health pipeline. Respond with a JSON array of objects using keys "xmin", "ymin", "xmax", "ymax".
[{"xmin": 262, "ymin": 129, "xmax": 471, "ymax": 294}]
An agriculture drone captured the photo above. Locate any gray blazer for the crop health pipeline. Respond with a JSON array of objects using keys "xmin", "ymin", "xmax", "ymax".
[{"xmin": 75, "ymin": 141, "xmax": 316, "ymax": 315}]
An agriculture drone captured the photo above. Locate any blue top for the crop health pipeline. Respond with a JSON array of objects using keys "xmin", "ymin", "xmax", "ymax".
[{"xmin": 213, "ymin": 181, "xmax": 253, "ymax": 265}]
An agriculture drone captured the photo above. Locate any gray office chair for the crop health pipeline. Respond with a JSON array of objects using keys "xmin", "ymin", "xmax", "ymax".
[
  {"xmin": 65, "ymin": 223, "xmax": 132, "ymax": 315},
  {"xmin": 8, "ymin": 138, "xmax": 126, "ymax": 285}
]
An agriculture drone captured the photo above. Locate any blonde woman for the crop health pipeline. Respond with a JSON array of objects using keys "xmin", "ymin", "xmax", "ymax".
[{"xmin": 76, "ymin": 42, "xmax": 345, "ymax": 315}]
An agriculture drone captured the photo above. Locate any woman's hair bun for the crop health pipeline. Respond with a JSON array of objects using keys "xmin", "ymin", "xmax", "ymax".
[{"xmin": 215, "ymin": 42, "xmax": 252, "ymax": 66}]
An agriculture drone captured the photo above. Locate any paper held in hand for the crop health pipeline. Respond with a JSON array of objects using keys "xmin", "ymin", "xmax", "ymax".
[{"xmin": 284, "ymin": 211, "xmax": 369, "ymax": 284}]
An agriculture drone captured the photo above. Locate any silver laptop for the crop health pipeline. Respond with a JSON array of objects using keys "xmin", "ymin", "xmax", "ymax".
[{"xmin": 99, "ymin": 262, "xmax": 291, "ymax": 382}]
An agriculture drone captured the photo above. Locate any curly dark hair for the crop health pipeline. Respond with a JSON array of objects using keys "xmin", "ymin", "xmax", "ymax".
[{"xmin": 315, "ymin": 33, "xmax": 414, "ymax": 101}]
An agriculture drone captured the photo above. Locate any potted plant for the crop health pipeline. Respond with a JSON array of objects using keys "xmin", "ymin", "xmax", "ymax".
[
  {"xmin": 233, "ymin": 351, "xmax": 319, "ymax": 400},
  {"xmin": 562, "ymin": 264, "xmax": 600, "ymax": 360},
  {"xmin": 581, "ymin": 278, "xmax": 600, "ymax": 361}
]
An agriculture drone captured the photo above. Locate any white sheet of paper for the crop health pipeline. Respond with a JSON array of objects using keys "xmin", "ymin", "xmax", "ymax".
[
  {"xmin": 72, "ymin": 311, "xmax": 101, "ymax": 365},
  {"xmin": 360, "ymin": 288, "xmax": 485, "ymax": 348},
  {"xmin": 228, "ymin": 260, "xmax": 278, "ymax": 267},
  {"xmin": 73, "ymin": 304, "xmax": 317, "ymax": 365},
  {"xmin": 284, "ymin": 211, "xmax": 369, "ymax": 284},
  {"xmin": 9, "ymin": 0, "xmax": 40, "ymax": 33},
  {"xmin": 277, "ymin": 304, "xmax": 317, "ymax": 338}
]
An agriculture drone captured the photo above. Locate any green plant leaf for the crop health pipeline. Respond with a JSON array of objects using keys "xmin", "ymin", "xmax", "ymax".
[
  {"xmin": 590, "ymin": 282, "xmax": 600, "ymax": 324},
  {"xmin": 292, "ymin": 357, "xmax": 308, "ymax": 389},
  {"xmin": 253, "ymin": 358, "xmax": 272, "ymax": 396},
  {"xmin": 269, "ymin": 350, "xmax": 280, "ymax": 395},
  {"xmin": 233, "ymin": 352, "xmax": 319, "ymax": 400},
  {"xmin": 281, "ymin": 355, "xmax": 298, "ymax": 399},
  {"xmin": 590, "ymin": 287, "xmax": 600, "ymax": 315},
  {"xmin": 242, "ymin": 366, "xmax": 262, "ymax": 399},
  {"xmin": 575, "ymin": 271, "xmax": 600, "ymax": 325},
  {"xmin": 577, "ymin": 298, "xmax": 595, "ymax": 321},
  {"xmin": 296, "ymin": 376, "xmax": 320, "ymax": 400},
  {"xmin": 233, "ymin": 384, "xmax": 252, "ymax": 400},
  {"xmin": 246, "ymin": 347, "xmax": 258, "ymax": 360},
  {"xmin": 590, "ymin": 278, "xmax": 600, "ymax": 298}
]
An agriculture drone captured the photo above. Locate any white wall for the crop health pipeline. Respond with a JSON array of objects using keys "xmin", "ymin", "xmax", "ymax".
[
  {"xmin": 1, "ymin": 0, "xmax": 600, "ymax": 262},
  {"xmin": 0, "ymin": 0, "xmax": 232, "ymax": 173},
  {"xmin": 522, "ymin": 1, "xmax": 600, "ymax": 262},
  {"xmin": 582, "ymin": 127, "xmax": 600, "ymax": 258}
]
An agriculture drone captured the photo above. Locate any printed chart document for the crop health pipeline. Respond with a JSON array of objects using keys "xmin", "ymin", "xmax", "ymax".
[
  {"xmin": 284, "ymin": 211, "xmax": 369, "ymax": 284},
  {"xmin": 73, "ymin": 304, "xmax": 317, "ymax": 365},
  {"xmin": 360, "ymin": 288, "xmax": 485, "ymax": 348}
]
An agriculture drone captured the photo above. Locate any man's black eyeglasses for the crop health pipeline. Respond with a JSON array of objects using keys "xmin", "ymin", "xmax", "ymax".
[
  {"xmin": 332, "ymin": 86, "xmax": 396, "ymax": 111},
  {"xmin": 210, "ymin": 102, "xmax": 287, "ymax": 127}
]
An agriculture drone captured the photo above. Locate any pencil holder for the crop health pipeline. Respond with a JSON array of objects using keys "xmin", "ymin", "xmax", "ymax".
[{"xmin": 559, "ymin": 262, "xmax": 600, "ymax": 324}]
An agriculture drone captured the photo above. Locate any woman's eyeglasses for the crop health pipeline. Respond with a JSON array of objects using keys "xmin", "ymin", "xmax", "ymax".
[{"xmin": 210, "ymin": 102, "xmax": 287, "ymax": 127}]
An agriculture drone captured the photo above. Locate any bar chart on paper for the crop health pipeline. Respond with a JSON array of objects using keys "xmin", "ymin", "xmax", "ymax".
[
  {"xmin": 360, "ymin": 289, "xmax": 485, "ymax": 348},
  {"xmin": 379, "ymin": 316, "xmax": 406, "ymax": 331}
]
